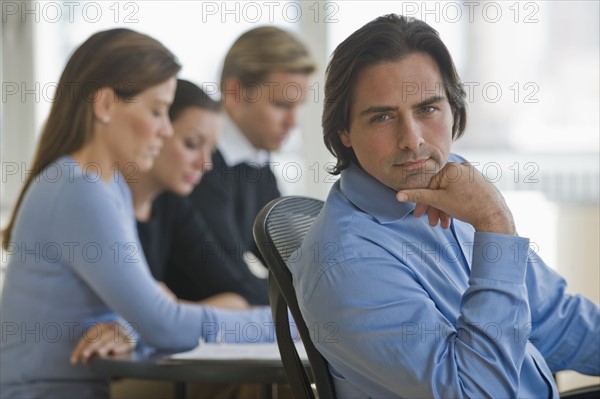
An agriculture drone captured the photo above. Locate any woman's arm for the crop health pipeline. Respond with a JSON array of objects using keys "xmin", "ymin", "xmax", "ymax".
[{"xmin": 59, "ymin": 176, "xmax": 273, "ymax": 351}]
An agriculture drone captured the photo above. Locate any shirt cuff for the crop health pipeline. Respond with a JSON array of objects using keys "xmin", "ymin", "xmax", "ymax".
[{"xmin": 470, "ymin": 232, "xmax": 530, "ymax": 285}]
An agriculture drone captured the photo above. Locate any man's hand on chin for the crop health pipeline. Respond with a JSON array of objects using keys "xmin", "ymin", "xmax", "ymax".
[{"xmin": 396, "ymin": 162, "xmax": 517, "ymax": 235}]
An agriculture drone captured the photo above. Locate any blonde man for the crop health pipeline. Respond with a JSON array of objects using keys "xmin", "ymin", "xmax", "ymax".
[{"xmin": 190, "ymin": 27, "xmax": 316, "ymax": 304}]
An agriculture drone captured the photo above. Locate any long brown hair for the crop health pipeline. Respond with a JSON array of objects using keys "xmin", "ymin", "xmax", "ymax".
[{"xmin": 2, "ymin": 28, "xmax": 181, "ymax": 250}]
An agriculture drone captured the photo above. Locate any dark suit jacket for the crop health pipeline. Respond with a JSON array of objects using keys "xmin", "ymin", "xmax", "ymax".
[
  {"xmin": 189, "ymin": 150, "xmax": 280, "ymax": 300},
  {"xmin": 138, "ymin": 192, "xmax": 269, "ymax": 305}
]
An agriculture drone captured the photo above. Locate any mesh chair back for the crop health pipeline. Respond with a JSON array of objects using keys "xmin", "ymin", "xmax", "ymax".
[{"xmin": 254, "ymin": 196, "xmax": 336, "ymax": 399}]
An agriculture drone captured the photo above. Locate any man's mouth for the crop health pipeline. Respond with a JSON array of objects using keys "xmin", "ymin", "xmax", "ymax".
[{"xmin": 397, "ymin": 158, "xmax": 429, "ymax": 171}]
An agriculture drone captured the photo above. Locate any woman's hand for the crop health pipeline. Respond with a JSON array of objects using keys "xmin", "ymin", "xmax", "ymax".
[
  {"xmin": 197, "ymin": 292, "xmax": 250, "ymax": 310},
  {"xmin": 70, "ymin": 322, "xmax": 136, "ymax": 365},
  {"xmin": 157, "ymin": 280, "xmax": 250, "ymax": 310},
  {"xmin": 157, "ymin": 281, "xmax": 178, "ymax": 301}
]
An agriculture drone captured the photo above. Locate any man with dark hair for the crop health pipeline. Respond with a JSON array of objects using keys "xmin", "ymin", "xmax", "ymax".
[
  {"xmin": 190, "ymin": 27, "xmax": 316, "ymax": 305},
  {"xmin": 291, "ymin": 14, "xmax": 599, "ymax": 397}
]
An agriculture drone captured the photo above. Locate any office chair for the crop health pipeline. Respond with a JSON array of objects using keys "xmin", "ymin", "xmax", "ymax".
[
  {"xmin": 560, "ymin": 384, "xmax": 600, "ymax": 399},
  {"xmin": 254, "ymin": 196, "xmax": 337, "ymax": 399}
]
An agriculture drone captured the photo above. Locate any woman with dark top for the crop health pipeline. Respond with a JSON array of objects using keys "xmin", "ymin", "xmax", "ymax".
[{"xmin": 130, "ymin": 79, "xmax": 269, "ymax": 307}]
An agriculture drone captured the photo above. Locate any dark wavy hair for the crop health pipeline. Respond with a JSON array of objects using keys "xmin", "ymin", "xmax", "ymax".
[
  {"xmin": 323, "ymin": 14, "xmax": 467, "ymax": 174},
  {"xmin": 169, "ymin": 79, "xmax": 221, "ymax": 121}
]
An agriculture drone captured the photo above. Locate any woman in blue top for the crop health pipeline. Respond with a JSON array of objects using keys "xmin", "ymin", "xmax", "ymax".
[{"xmin": 0, "ymin": 29, "xmax": 273, "ymax": 398}]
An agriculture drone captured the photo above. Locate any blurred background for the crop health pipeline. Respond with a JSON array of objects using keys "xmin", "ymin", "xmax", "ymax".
[{"xmin": 1, "ymin": 0, "xmax": 598, "ymax": 392}]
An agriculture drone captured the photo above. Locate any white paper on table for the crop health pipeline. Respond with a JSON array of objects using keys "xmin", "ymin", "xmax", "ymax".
[{"xmin": 170, "ymin": 342, "xmax": 308, "ymax": 361}]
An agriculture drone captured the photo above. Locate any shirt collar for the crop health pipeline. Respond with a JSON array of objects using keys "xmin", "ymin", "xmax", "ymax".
[
  {"xmin": 217, "ymin": 112, "xmax": 270, "ymax": 167},
  {"xmin": 339, "ymin": 162, "xmax": 416, "ymax": 224}
]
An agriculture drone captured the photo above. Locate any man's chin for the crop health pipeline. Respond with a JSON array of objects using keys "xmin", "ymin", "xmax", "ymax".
[
  {"xmin": 269, "ymin": 133, "xmax": 290, "ymax": 151},
  {"xmin": 393, "ymin": 173, "xmax": 437, "ymax": 191},
  {"xmin": 265, "ymin": 142, "xmax": 284, "ymax": 152}
]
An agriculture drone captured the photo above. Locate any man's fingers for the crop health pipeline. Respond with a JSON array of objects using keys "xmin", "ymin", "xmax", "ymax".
[
  {"xmin": 428, "ymin": 207, "xmax": 440, "ymax": 227},
  {"xmin": 396, "ymin": 189, "xmax": 430, "ymax": 205},
  {"xmin": 397, "ymin": 189, "xmax": 448, "ymax": 214},
  {"xmin": 413, "ymin": 203, "xmax": 428, "ymax": 217},
  {"xmin": 440, "ymin": 212, "xmax": 451, "ymax": 229}
]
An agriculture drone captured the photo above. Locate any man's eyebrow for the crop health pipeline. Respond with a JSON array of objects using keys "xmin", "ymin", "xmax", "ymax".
[
  {"xmin": 358, "ymin": 96, "xmax": 447, "ymax": 116},
  {"xmin": 359, "ymin": 105, "xmax": 398, "ymax": 116},
  {"xmin": 153, "ymin": 98, "xmax": 172, "ymax": 105},
  {"xmin": 413, "ymin": 95, "xmax": 446, "ymax": 109}
]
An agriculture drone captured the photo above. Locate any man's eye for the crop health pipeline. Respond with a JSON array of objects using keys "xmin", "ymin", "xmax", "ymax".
[
  {"xmin": 419, "ymin": 106, "xmax": 436, "ymax": 114},
  {"xmin": 371, "ymin": 114, "xmax": 391, "ymax": 123},
  {"xmin": 185, "ymin": 140, "xmax": 198, "ymax": 149},
  {"xmin": 276, "ymin": 103, "xmax": 291, "ymax": 109}
]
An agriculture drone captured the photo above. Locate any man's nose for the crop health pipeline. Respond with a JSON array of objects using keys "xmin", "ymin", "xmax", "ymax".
[{"xmin": 398, "ymin": 117, "xmax": 424, "ymax": 151}]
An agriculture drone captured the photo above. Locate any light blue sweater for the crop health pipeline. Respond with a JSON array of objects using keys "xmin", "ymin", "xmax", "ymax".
[{"xmin": 0, "ymin": 156, "xmax": 274, "ymax": 398}]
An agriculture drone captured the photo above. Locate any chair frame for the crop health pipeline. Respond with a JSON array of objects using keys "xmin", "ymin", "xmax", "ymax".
[{"xmin": 254, "ymin": 196, "xmax": 336, "ymax": 399}]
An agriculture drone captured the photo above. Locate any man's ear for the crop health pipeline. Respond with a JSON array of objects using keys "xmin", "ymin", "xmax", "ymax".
[
  {"xmin": 222, "ymin": 78, "xmax": 244, "ymax": 107},
  {"xmin": 338, "ymin": 129, "xmax": 352, "ymax": 148},
  {"xmin": 92, "ymin": 87, "xmax": 116, "ymax": 124}
]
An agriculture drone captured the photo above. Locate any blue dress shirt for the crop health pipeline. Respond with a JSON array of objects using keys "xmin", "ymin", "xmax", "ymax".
[{"xmin": 289, "ymin": 156, "xmax": 600, "ymax": 398}]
